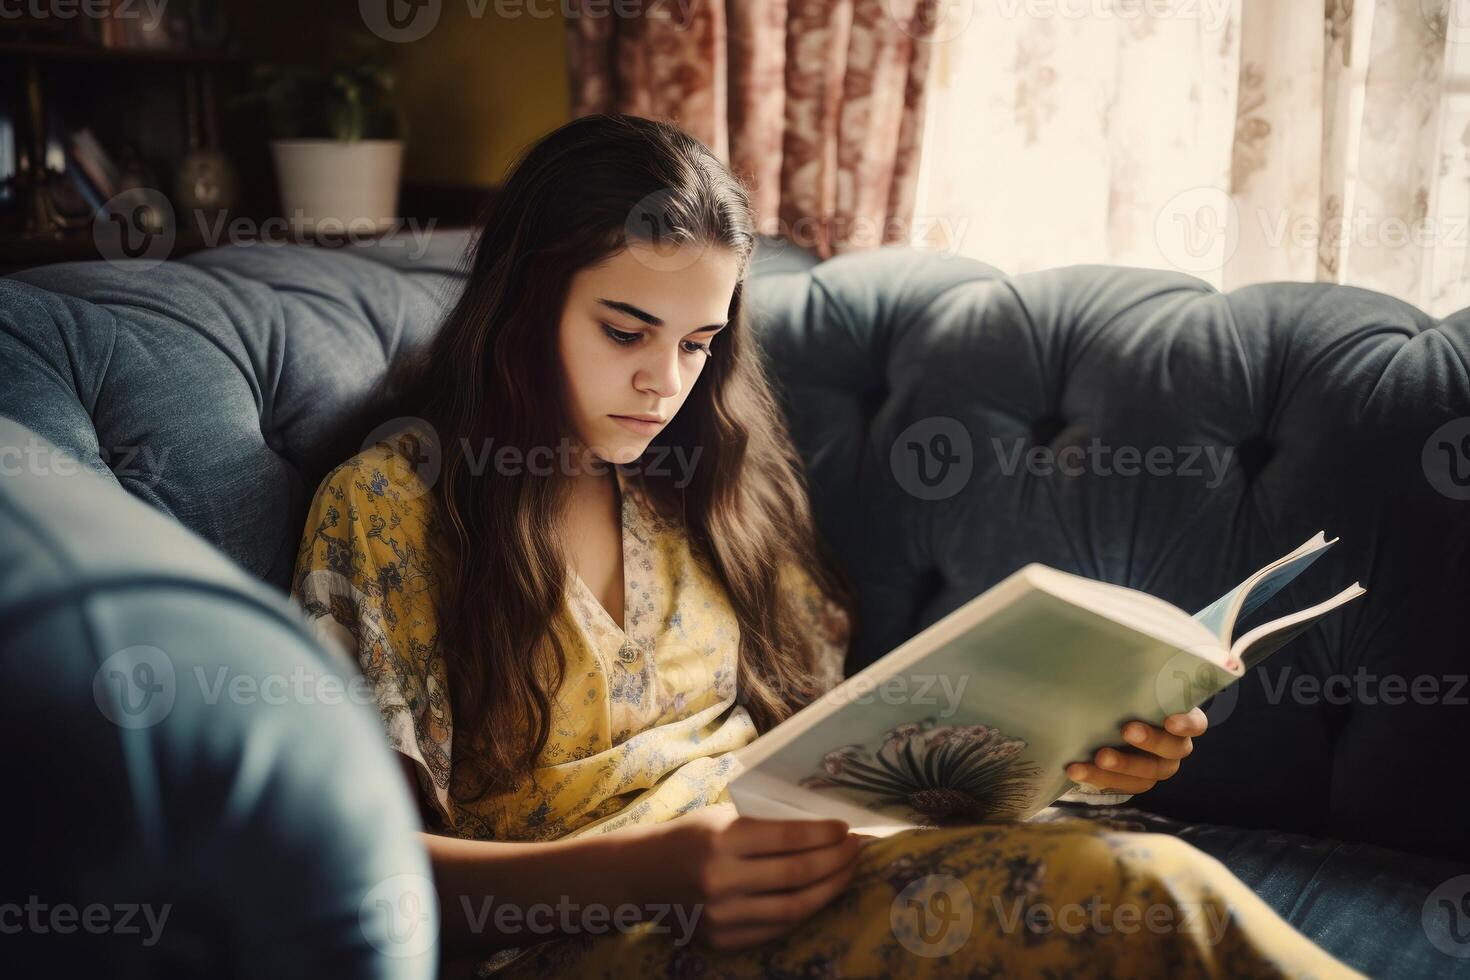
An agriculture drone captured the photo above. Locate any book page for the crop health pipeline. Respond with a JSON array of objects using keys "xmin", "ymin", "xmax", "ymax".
[
  {"xmin": 1230, "ymin": 581, "xmax": 1367, "ymax": 668},
  {"xmin": 1193, "ymin": 532, "xmax": 1336, "ymax": 641}
]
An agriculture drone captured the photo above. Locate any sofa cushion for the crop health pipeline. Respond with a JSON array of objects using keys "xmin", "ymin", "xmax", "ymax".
[
  {"xmin": 1047, "ymin": 803, "xmax": 1470, "ymax": 978},
  {"xmin": 0, "ymin": 416, "xmax": 437, "ymax": 978},
  {"xmin": 0, "ymin": 240, "xmax": 463, "ymax": 589}
]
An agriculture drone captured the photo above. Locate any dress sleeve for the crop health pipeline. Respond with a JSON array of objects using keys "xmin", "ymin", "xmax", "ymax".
[
  {"xmin": 778, "ymin": 561, "xmax": 851, "ymax": 694},
  {"xmin": 290, "ymin": 453, "xmax": 456, "ymax": 830}
]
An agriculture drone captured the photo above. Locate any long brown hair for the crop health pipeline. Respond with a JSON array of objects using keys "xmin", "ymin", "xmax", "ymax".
[{"xmin": 359, "ymin": 112, "xmax": 856, "ymax": 802}]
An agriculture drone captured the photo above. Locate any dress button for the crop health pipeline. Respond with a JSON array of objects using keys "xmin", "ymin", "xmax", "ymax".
[{"xmin": 617, "ymin": 642, "xmax": 640, "ymax": 664}]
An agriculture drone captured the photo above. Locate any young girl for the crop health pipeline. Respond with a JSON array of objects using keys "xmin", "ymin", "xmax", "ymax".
[{"xmin": 292, "ymin": 113, "xmax": 1357, "ymax": 978}]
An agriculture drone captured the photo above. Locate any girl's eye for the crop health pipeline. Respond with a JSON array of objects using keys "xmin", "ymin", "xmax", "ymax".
[
  {"xmin": 602, "ymin": 323, "xmax": 713, "ymax": 357},
  {"xmin": 601, "ymin": 323, "xmax": 640, "ymax": 345}
]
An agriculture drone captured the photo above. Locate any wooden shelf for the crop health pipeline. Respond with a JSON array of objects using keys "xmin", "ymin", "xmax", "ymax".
[
  {"xmin": 0, "ymin": 229, "xmax": 214, "ymax": 274},
  {"xmin": 0, "ymin": 182, "xmax": 497, "ymax": 274},
  {"xmin": 0, "ymin": 40, "xmax": 245, "ymax": 65}
]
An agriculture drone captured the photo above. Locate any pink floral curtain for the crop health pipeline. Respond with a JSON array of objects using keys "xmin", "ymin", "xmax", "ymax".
[
  {"xmin": 917, "ymin": 0, "xmax": 1470, "ymax": 317},
  {"xmin": 566, "ymin": 0, "xmax": 942, "ymax": 260}
]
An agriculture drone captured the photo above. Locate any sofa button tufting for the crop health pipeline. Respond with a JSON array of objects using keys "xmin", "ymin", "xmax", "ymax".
[
  {"xmin": 1030, "ymin": 413, "xmax": 1067, "ymax": 447},
  {"xmin": 855, "ymin": 383, "xmax": 888, "ymax": 421},
  {"xmin": 1235, "ymin": 435, "xmax": 1274, "ymax": 478}
]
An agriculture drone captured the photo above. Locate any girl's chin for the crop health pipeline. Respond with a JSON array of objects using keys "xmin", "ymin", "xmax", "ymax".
[{"xmin": 588, "ymin": 440, "xmax": 646, "ymax": 466}]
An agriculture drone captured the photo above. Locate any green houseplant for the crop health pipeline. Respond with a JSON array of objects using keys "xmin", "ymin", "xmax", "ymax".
[{"xmin": 232, "ymin": 35, "xmax": 408, "ymax": 234}]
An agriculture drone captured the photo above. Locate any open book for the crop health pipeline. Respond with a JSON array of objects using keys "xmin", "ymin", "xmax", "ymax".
[{"xmin": 727, "ymin": 532, "xmax": 1366, "ymax": 835}]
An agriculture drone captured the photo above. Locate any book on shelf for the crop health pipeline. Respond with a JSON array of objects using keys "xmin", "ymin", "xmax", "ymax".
[{"xmin": 68, "ymin": 128, "xmax": 120, "ymax": 201}]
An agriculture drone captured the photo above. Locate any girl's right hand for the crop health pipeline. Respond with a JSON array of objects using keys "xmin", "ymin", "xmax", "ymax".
[{"xmin": 633, "ymin": 807, "xmax": 864, "ymax": 951}]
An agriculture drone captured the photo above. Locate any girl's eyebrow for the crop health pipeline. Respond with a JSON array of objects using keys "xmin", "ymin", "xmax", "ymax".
[{"xmin": 596, "ymin": 298, "xmax": 727, "ymax": 334}]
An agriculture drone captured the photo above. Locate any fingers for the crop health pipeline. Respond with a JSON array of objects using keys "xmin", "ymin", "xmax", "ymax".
[
  {"xmin": 1119, "ymin": 719, "xmax": 1195, "ymax": 761},
  {"xmin": 1095, "ymin": 746, "xmax": 1181, "ymax": 781},
  {"xmin": 1066, "ymin": 742, "xmax": 1183, "ymax": 793},
  {"xmin": 1061, "ymin": 711, "xmax": 1208, "ymax": 796},
  {"xmin": 726, "ymin": 816, "xmax": 849, "ymax": 857},
  {"xmin": 719, "ymin": 834, "xmax": 862, "ymax": 894},
  {"xmin": 698, "ymin": 845, "xmax": 862, "ymax": 949},
  {"xmin": 1064, "ymin": 763, "xmax": 1159, "ymax": 795},
  {"xmin": 1164, "ymin": 707, "xmax": 1209, "ymax": 737}
]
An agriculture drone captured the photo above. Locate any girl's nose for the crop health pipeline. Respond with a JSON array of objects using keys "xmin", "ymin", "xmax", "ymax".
[{"xmin": 637, "ymin": 344, "xmax": 683, "ymax": 399}]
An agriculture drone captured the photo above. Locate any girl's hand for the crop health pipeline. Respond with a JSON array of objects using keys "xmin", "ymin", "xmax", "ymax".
[
  {"xmin": 633, "ymin": 807, "xmax": 863, "ymax": 951},
  {"xmin": 1064, "ymin": 707, "xmax": 1208, "ymax": 795}
]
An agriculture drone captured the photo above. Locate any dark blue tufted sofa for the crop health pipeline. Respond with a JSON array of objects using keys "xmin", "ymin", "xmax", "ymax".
[{"xmin": 2, "ymin": 229, "xmax": 1468, "ymax": 977}]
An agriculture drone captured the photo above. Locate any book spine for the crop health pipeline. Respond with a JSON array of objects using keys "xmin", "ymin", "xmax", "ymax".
[
  {"xmin": 69, "ymin": 131, "xmax": 119, "ymax": 200},
  {"xmin": 63, "ymin": 148, "xmax": 106, "ymax": 213}
]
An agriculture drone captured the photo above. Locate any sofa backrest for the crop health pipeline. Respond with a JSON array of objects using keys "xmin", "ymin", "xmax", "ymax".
[
  {"xmin": 748, "ymin": 248, "xmax": 1470, "ymax": 861},
  {"xmin": 0, "ymin": 236, "xmax": 469, "ymax": 589},
  {"xmin": 4, "ymin": 235, "xmax": 1466, "ymax": 864}
]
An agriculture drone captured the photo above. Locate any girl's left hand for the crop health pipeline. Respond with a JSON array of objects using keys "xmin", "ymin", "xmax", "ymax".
[{"xmin": 1064, "ymin": 707, "xmax": 1208, "ymax": 795}]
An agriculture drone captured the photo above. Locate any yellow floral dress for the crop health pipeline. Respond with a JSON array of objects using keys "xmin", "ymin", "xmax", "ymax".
[{"xmin": 291, "ymin": 432, "xmax": 1359, "ymax": 979}]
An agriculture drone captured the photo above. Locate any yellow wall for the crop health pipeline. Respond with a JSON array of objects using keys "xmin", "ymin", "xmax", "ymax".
[
  {"xmin": 228, "ymin": 0, "xmax": 570, "ymax": 187},
  {"xmin": 392, "ymin": 5, "xmax": 570, "ymax": 186}
]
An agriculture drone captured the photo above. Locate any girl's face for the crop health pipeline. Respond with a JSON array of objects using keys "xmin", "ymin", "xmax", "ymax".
[{"xmin": 558, "ymin": 241, "xmax": 739, "ymax": 466}]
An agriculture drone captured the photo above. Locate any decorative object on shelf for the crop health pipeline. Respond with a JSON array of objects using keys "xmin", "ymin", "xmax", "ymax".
[
  {"xmin": 0, "ymin": 18, "xmax": 244, "ymax": 271},
  {"xmin": 41, "ymin": 167, "xmax": 94, "ymax": 232},
  {"xmin": 19, "ymin": 65, "xmax": 92, "ymax": 236},
  {"xmin": 175, "ymin": 70, "xmax": 237, "ymax": 219},
  {"xmin": 231, "ymin": 34, "xmax": 405, "ymax": 236},
  {"xmin": 106, "ymin": 142, "xmax": 168, "ymax": 238}
]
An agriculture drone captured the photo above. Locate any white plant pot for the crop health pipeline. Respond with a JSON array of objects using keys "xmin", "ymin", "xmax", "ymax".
[{"xmin": 269, "ymin": 139, "xmax": 404, "ymax": 235}]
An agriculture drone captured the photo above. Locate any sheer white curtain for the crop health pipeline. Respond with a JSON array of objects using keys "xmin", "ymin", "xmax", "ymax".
[{"xmin": 912, "ymin": 0, "xmax": 1470, "ymax": 317}]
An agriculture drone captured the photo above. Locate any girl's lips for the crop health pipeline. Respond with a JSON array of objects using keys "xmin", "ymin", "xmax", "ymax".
[{"xmin": 610, "ymin": 414, "xmax": 663, "ymax": 435}]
